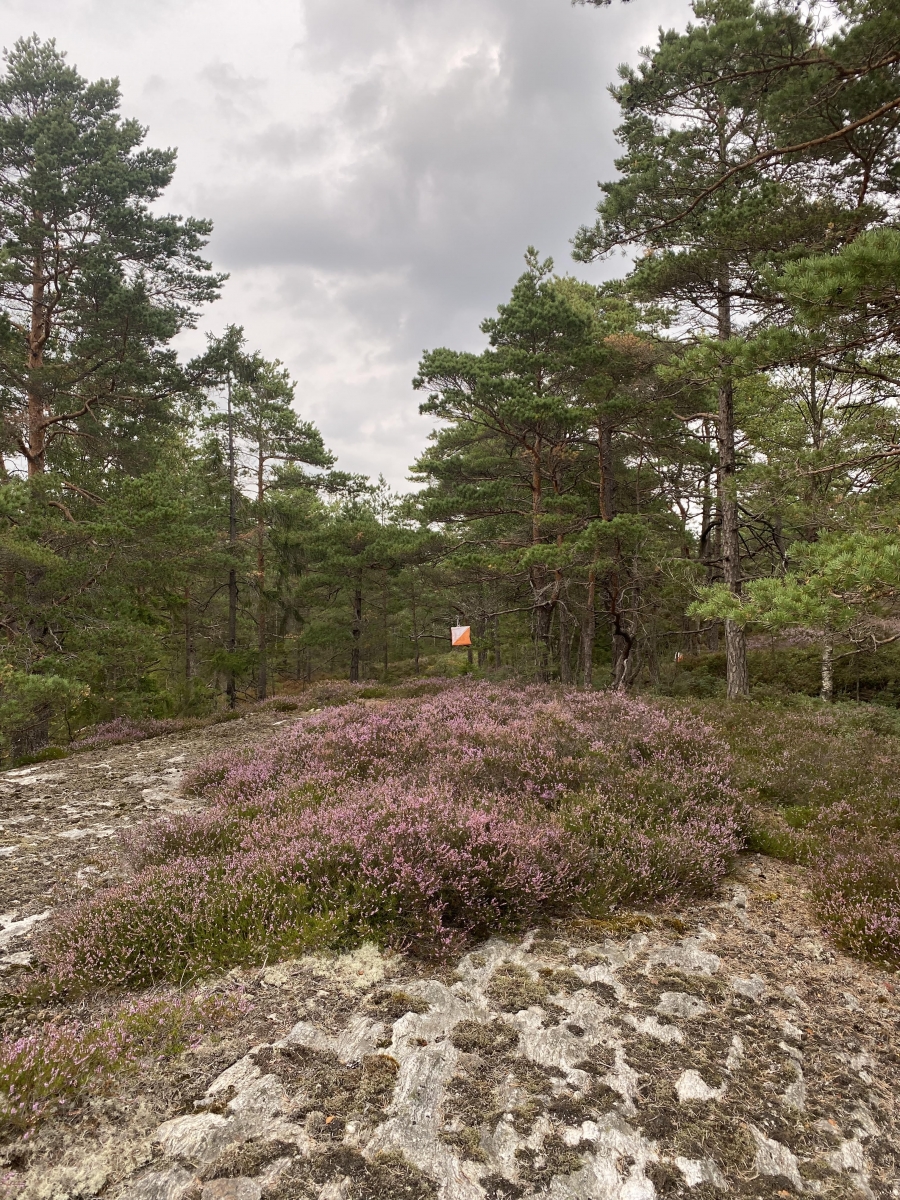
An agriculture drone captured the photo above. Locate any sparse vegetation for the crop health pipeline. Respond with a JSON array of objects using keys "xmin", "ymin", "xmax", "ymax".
[{"xmin": 0, "ymin": 991, "xmax": 242, "ymax": 1134}]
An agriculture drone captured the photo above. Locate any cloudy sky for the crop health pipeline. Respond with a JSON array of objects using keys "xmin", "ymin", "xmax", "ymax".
[{"xmin": 2, "ymin": 0, "xmax": 691, "ymax": 485}]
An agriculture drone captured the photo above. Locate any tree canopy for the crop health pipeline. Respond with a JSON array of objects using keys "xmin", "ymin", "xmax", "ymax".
[{"xmin": 2, "ymin": 6, "xmax": 900, "ymax": 759}]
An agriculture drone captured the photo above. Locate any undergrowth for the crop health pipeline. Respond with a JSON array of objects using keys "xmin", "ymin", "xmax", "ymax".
[
  {"xmin": 0, "ymin": 991, "xmax": 243, "ymax": 1134},
  {"xmin": 63, "ymin": 678, "xmax": 440, "ymax": 753},
  {"xmin": 33, "ymin": 683, "xmax": 744, "ymax": 992},
  {"xmin": 27, "ymin": 684, "xmax": 899, "ymax": 1001},
  {"xmin": 694, "ymin": 698, "xmax": 900, "ymax": 966}
]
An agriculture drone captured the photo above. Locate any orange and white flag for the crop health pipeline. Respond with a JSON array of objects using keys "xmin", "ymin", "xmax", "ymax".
[{"xmin": 451, "ymin": 625, "xmax": 471, "ymax": 647}]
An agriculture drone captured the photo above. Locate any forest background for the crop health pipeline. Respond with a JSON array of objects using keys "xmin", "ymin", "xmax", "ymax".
[{"xmin": 2, "ymin": 0, "xmax": 900, "ymax": 761}]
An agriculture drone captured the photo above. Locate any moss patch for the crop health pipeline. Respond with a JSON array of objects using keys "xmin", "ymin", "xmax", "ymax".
[
  {"xmin": 449, "ymin": 1018, "xmax": 519, "ymax": 1056},
  {"xmin": 253, "ymin": 1044, "xmax": 398, "ymax": 1124},
  {"xmin": 353, "ymin": 1151, "xmax": 438, "ymax": 1200},
  {"xmin": 515, "ymin": 1134, "xmax": 583, "ymax": 1187},
  {"xmin": 486, "ymin": 963, "xmax": 549, "ymax": 1012},
  {"xmin": 366, "ymin": 989, "xmax": 430, "ymax": 1022},
  {"xmin": 266, "ymin": 1148, "xmax": 437, "ymax": 1200},
  {"xmin": 202, "ymin": 1137, "xmax": 296, "ymax": 1180}
]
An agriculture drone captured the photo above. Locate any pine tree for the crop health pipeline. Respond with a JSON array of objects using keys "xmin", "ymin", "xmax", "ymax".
[
  {"xmin": 572, "ymin": 0, "xmax": 852, "ymax": 697},
  {"xmin": 0, "ymin": 36, "xmax": 222, "ymax": 476}
]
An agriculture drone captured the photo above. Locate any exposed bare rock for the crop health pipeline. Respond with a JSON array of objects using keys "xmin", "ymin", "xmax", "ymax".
[
  {"xmin": 749, "ymin": 1124, "xmax": 805, "ymax": 1191},
  {"xmin": 1, "ymin": 722, "xmax": 898, "ymax": 1200}
]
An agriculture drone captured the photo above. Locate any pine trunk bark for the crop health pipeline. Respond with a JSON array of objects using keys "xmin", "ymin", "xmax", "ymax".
[
  {"xmin": 226, "ymin": 379, "xmax": 238, "ymax": 709},
  {"xmin": 350, "ymin": 584, "xmax": 362, "ymax": 682},
  {"xmin": 27, "ymin": 234, "xmax": 48, "ymax": 475},
  {"xmin": 256, "ymin": 450, "xmax": 267, "ymax": 700},
  {"xmin": 716, "ymin": 266, "xmax": 749, "ymax": 699},
  {"xmin": 529, "ymin": 441, "xmax": 554, "ymax": 681},
  {"xmin": 558, "ymin": 596, "xmax": 572, "ymax": 684},
  {"xmin": 581, "ymin": 568, "xmax": 596, "ymax": 687},
  {"xmin": 410, "ymin": 579, "xmax": 420, "ymax": 675}
]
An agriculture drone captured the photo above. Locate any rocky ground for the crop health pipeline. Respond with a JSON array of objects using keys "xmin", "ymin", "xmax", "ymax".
[
  {"xmin": 0, "ymin": 709, "xmax": 290, "ymax": 933},
  {"xmin": 0, "ymin": 716, "xmax": 897, "ymax": 1200}
]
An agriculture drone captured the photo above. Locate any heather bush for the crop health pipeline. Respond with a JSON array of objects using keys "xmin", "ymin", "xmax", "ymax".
[
  {"xmin": 0, "ymin": 992, "xmax": 240, "ymax": 1132},
  {"xmin": 70, "ymin": 715, "xmax": 201, "ymax": 752},
  {"xmin": 36, "ymin": 683, "xmax": 745, "ymax": 991},
  {"xmin": 813, "ymin": 837, "xmax": 900, "ymax": 965},
  {"xmin": 695, "ymin": 698, "xmax": 900, "ymax": 966},
  {"xmin": 45, "ymin": 787, "xmax": 588, "ymax": 988},
  {"xmin": 184, "ymin": 685, "xmax": 736, "ymax": 813},
  {"xmin": 40, "ymin": 858, "xmax": 345, "ymax": 991}
]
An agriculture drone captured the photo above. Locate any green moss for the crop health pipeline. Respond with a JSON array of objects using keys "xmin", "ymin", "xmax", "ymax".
[
  {"xmin": 486, "ymin": 963, "xmax": 548, "ymax": 1012},
  {"xmin": 515, "ymin": 1135, "xmax": 583, "ymax": 1187},
  {"xmin": 9, "ymin": 745, "xmax": 67, "ymax": 767},
  {"xmin": 367, "ymin": 989, "xmax": 430, "ymax": 1021},
  {"xmin": 449, "ymin": 1018, "xmax": 520, "ymax": 1056}
]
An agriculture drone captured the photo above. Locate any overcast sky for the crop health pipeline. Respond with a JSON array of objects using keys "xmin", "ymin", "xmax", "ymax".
[{"xmin": 2, "ymin": 0, "xmax": 692, "ymax": 485}]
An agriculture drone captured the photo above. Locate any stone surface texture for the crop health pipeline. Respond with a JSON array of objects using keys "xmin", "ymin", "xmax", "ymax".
[{"xmin": 0, "ymin": 720, "xmax": 896, "ymax": 1199}]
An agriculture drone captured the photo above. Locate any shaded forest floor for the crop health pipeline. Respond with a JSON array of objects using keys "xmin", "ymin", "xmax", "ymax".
[{"xmin": 0, "ymin": 695, "xmax": 897, "ymax": 1200}]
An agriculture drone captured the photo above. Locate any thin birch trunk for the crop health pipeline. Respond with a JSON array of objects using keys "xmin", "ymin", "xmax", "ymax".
[{"xmin": 820, "ymin": 637, "xmax": 834, "ymax": 702}]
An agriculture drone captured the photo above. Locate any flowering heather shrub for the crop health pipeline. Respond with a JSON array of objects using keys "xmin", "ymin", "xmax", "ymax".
[
  {"xmin": 38, "ymin": 684, "xmax": 745, "ymax": 991},
  {"xmin": 695, "ymin": 699, "xmax": 900, "ymax": 965},
  {"xmin": 184, "ymin": 685, "xmax": 736, "ymax": 811},
  {"xmin": 0, "ymin": 992, "xmax": 240, "ymax": 1133},
  {"xmin": 813, "ymin": 837, "xmax": 900, "ymax": 966},
  {"xmin": 70, "ymin": 715, "xmax": 200, "ymax": 752},
  {"xmin": 45, "ymin": 787, "xmax": 588, "ymax": 989}
]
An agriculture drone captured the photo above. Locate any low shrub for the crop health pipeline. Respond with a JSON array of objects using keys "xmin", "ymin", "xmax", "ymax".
[
  {"xmin": 69, "ymin": 715, "xmax": 199, "ymax": 752},
  {"xmin": 694, "ymin": 698, "xmax": 900, "ymax": 966},
  {"xmin": 813, "ymin": 837, "xmax": 900, "ymax": 966},
  {"xmin": 46, "ymin": 785, "xmax": 586, "ymax": 989},
  {"xmin": 36, "ymin": 683, "xmax": 746, "ymax": 992},
  {"xmin": 0, "ymin": 991, "xmax": 241, "ymax": 1133},
  {"xmin": 10, "ymin": 745, "xmax": 68, "ymax": 767},
  {"xmin": 663, "ymin": 643, "xmax": 900, "ymax": 705},
  {"xmin": 295, "ymin": 680, "xmax": 380, "ymax": 710}
]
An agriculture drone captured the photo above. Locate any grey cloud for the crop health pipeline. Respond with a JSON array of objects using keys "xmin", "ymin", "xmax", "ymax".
[
  {"xmin": 198, "ymin": 60, "xmax": 265, "ymax": 97},
  {"xmin": 5, "ymin": 0, "xmax": 692, "ymax": 483}
]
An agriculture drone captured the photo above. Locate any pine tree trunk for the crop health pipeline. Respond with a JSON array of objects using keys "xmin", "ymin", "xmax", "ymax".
[
  {"xmin": 532, "ymin": 584, "xmax": 553, "ymax": 682},
  {"xmin": 558, "ymin": 598, "xmax": 572, "ymax": 684},
  {"xmin": 226, "ymin": 379, "xmax": 238, "ymax": 709},
  {"xmin": 581, "ymin": 569, "xmax": 596, "ymax": 687},
  {"xmin": 27, "ymin": 237, "xmax": 48, "ymax": 475},
  {"xmin": 529, "ymin": 442, "xmax": 554, "ymax": 680},
  {"xmin": 184, "ymin": 587, "xmax": 194, "ymax": 685},
  {"xmin": 598, "ymin": 420, "xmax": 615, "ymax": 523},
  {"xmin": 350, "ymin": 585, "xmax": 362, "ymax": 682},
  {"xmin": 493, "ymin": 613, "xmax": 502, "ymax": 668},
  {"xmin": 382, "ymin": 572, "xmax": 389, "ymax": 680},
  {"xmin": 700, "ymin": 430, "xmax": 721, "ymax": 653},
  {"xmin": 256, "ymin": 450, "xmax": 267, "ymax": 700},
  {"xmin": 410, "ymin": 579, "xmax": 420, "ymax": 675},
  {"xmin": 257, "ymin": 584, "xmax": 267, "ymax": 699},
  {"xmin": 716, "ymin": 266, "xmax": 749, "ymax": 699}
]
